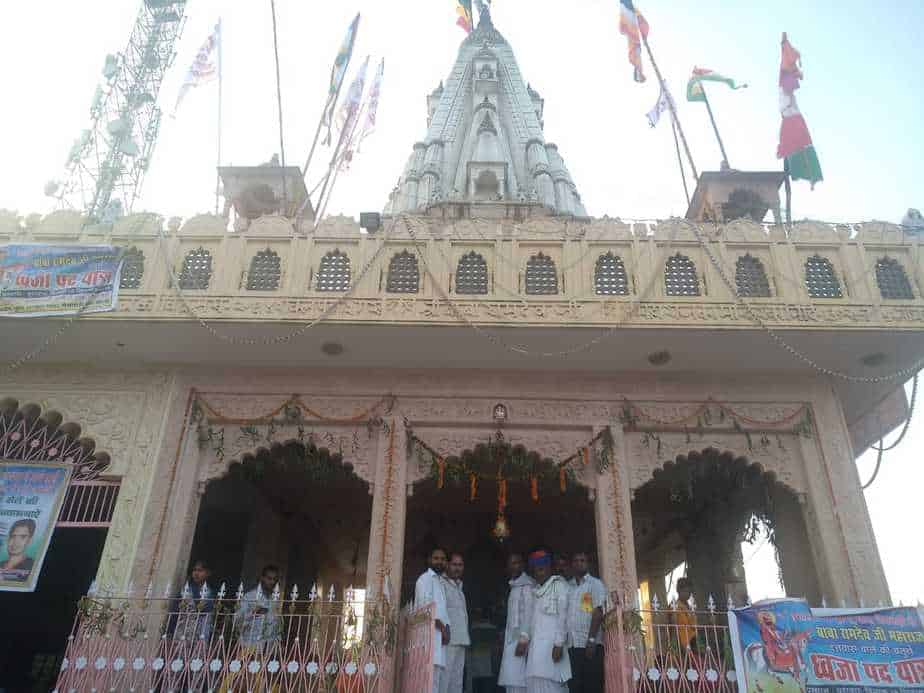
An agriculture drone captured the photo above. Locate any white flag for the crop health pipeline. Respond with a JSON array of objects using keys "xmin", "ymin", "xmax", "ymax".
[
  {"xmin": 336, "ymin": 56, "xmax": 370, "ymax": 138},
  {"xmin": 174, "ymin": 20, "xmax": 221, "ymax": 114},
  {"xmin": 357, "ymin": 58, "xmax": 384, "ymax": 151},
  {"xmin": 646, "ymin": 82, "xmax": 675, "ymax": 128}
]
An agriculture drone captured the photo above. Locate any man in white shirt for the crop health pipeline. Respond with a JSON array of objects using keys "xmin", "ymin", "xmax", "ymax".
[
  {"xmin": 566, "ymin": 552, "xmax": 607, "ymax": 693},
  {"xmin": 498, "ymin": 553, "xmax": 536, "ymax": 693},
  {"xmin": 526, "ymin": 549, "xmax": 571, "ymax": 692},
  {"xmin": 441, "ymin": 552, "xmax": 471, "ymax": 693},
  {"xmin": 415, "ymin": 547, "xmax": 451, "ymax": 693}
]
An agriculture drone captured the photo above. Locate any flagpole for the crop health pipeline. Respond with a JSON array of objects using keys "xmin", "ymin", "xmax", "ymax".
[
  {"xmin": 640, "ymin": 35, "xmax": 699, "ymax": 182},
  {"xmin": 269, "ymin": 0, "xmax": 288, "ymax": 214},
  {"xmin": 214, "ymin": 18, "xmax": 223, "ymax": 216},
  {"xmin": 313, "ymin": 101, "xmax": 367, "ymax": 230},
  {"xmin": 698, "ymin": 84, "xmax": 730, "ymax": 170},
  {"xmin": 783, "ymin": 159, "xmax": 793, "ymax": 226}
]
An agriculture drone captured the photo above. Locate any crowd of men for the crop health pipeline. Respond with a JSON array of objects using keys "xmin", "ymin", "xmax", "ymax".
[{"xmin": 415, "ymin": 547, "xmax": 607, "ymax": 693}]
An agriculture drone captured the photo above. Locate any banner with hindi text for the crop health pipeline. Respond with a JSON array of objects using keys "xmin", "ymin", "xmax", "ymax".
[
  {"xmin": 0, "ymin": 462, "xmax": 72, "ymax": 592},
  {"xmin": 0, "ymin": 244, "xmax": 123, "ymax": 317},
  {"xmin": 729, "ymin": 598, "xmax": 924, "ymax": 692}
]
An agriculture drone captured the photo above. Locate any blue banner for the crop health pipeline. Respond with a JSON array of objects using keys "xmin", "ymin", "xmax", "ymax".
[
  {"xmin": 0, "ymin": 462, "xmax": 73, "ymax": 592},
  {"xmin": 0, "ymin": 244, "xmax": 123, "ymax": 317},
  {"xmin": 730, "ymin": 598, "xmax": 924, "ymax": 692}
]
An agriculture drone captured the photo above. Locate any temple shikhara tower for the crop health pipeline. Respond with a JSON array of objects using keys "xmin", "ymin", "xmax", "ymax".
[{"xmin": 0, "ymin": 6, "xmax": 920, "ymax": 692}]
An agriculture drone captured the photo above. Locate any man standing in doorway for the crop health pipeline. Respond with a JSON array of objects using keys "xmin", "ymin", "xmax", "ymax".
[
  {"xmin": 173, "ymin": 559, "xmax": 216, "ymax": 641},
  {"xmin": 554, "ymin": 553, "xmax": 571, "ymax": 582},
  {"xmin": 567, "ymin": 552, "xmax": 607, "ymax": 693},
  {"xmin": 526, "ymin": 549, "xmax": 571, "ymax": 692},
  {"xmin": 415, "ymin": 547, "xmax": 451, "ymax": 693},
  {"xmin": 498, "ymin": 553, "xmax": 536, "ymax": 693},
  {"xmin": 441, "ymin": 552, "xmax": 470, "ymax": 693},
  {"xmin": 234, "ymin": 564, "xmax": 283, "ymax": 650}
]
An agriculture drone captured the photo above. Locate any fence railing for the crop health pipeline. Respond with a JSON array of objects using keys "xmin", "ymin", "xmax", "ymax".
[
  {"xmin": 605, "ymin": 600, "xmax": 738, "ymax": 693},
  {"xmin": 54, "ymin": 590, "xmax": 396, "ymax": 693},
  {"xmin": 396, "ymin": 602, "xmax": 435, "ymax": 693}
]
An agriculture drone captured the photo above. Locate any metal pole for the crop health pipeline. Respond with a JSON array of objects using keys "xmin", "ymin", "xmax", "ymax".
[
  {"xmin": 641, "ymin": 34, "xmax": 699, "ymax": 181},
  {"xmin": 313, "ymin": 101, "xmax": 367, "ymax": 230},
  {"xmin": 214, "ymin": 18, "xmax": 223, "ymax": 216},
  {"xmin": 783, "ymin": 159, "xmax": 793, "ymax": 227},
  {"xmin": 699, "ymin": 84, "xmax": 730, "ymax": 170},
  {"xmin": 269, "ymin": 0, "xmax": 288, "ymax": 214}
]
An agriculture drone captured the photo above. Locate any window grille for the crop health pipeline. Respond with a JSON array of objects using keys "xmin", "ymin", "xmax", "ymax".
[
  {"xmin": 805, "ymin": 255, "xmax": 842, "ymax": 298},
  {"xmin": 456, "ymin": 251, "xmax": 489, "ymax": 295},
  {"xmin": 178, "ymin": 247, "xmax": 213, "ymax": 290},
  {"xmin": 317, "ymin": 250, "xmax": 352, "ymax": 292},
  {"xmin": 665, "ymin": 253, "xmax": 700, "ymax": 296},
  {"xmin": 119, "ymin": 247, "xmax": 144, "ymax": 289},
  {"xmin": 525, "ymin": 253, "xmax": 558, "ymax": 295},
  {"xmin": 876, "ymin": 257, "xmax": 914, "ymax": 299},
  {"xmin": 735, "ymin": 254, "xmax": 771, "ymax": 297},
  {"xmin": 246, "ymin": 249, "xmax": 281, "ymax": 291},
  {"xmin": 594, "ymin": 252, "xmax": 629, "ymax": 296},
  {"xmin": 386, "ymin": 251, "xmax": 419, "ymax": 294}
]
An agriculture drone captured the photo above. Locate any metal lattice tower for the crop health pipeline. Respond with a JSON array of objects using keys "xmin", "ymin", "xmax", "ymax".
[{"xmin": 49, "ymin": 0, "xmax": 188, "ymax": 221}]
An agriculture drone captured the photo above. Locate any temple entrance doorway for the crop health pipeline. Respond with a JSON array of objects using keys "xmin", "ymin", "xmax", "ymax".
[
  {"xmin": 189, "ymin": 440, "xmax": 372, "ymax": 599},
  {"xmin": 401, "ymin": 438, "xmax": 597, "ymax": 691},
  {"xmin": 632, "ymin": 447, "xmax": 821, "ymax": 610}
]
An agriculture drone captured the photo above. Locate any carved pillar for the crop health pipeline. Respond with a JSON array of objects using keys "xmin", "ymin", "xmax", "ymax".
[
  {"xmin": 595, "ymin": 425, "xmax": 636, "ymax": 599},
  {"xmin": 363, "ymin": 420, "xmax": 408, "ymax": 604}
]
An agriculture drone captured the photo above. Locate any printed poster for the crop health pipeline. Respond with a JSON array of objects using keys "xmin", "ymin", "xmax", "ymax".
[
  {"xmin": 0, "ymin": 244, "xmax": 124, "ymax": 317},
  {"xmin": 730, "ymin": 598, "xmax": 924, "ymax": 692},
  {"xmin": 0, "ymin": 462, "xmax": 72, "ymax": 592}
]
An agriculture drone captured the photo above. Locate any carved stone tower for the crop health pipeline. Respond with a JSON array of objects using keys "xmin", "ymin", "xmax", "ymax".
[{"xmin": 386, "ymin": 10, "xmax": 587, "ymax": 218}]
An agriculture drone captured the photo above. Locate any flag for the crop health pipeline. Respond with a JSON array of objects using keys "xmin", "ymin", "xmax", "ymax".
[
  {"xmin": 174, "ymin": 20, "xmax": 221, "ymax": 114},
  {"xmin": 335, "ymin": 57, "xmax": 370, "ymax": 141},
  {"xmin": 647, "ymin": 82, "xmax": 675, "ymax": 127},
  {"xmin": 686, "ymin": 67, "xmax": 747, "ymax": 102},
  {"xmin": 321, "ymin": 13, "xmax": 361, "ymax": 145},
  {"xmin": 357, "ymin": 58, "xmax": 384, "ymax": 151},
  {"xmin": 457, "ymin": 0, "xmax": 474, "ymax": 33},
  {"xmin": 777, "ymin": 33, "xmax": 822, "ymax": 188},
  {"xmin": 618, "ymin": 0, "xmax": 650, "ymax": 83}
]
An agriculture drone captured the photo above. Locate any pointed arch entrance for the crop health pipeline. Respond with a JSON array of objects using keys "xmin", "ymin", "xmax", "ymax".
[
  {"xmin": 0, "ymin": 397, "xmax": 116, "ymax": 691},
  {"xmin": 189, "ymin": 439, "xmax": 372, "ymax": 595},
  {"xmin": 632, "ymin": 447, "xmax": 821, "ymax": 609}
]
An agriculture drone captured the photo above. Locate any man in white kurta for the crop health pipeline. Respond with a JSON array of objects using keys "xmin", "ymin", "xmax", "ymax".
[
  {"xmin": 441, "ymin": 553, "xmax": 471, "ymax": 693},
  {"xmin": 415, "ymin": 548, "xmax": 451, "ymax": 693},
  {"xmin": 526, "ymin": 550, "xmax": 572, "ymax": 693},
  {"xmin": 498, "ymin": 553, "xmax": 536, "ymax": 693}
]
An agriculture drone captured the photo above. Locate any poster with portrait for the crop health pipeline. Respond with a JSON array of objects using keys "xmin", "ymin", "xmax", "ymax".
[
  {"xmin": 730, "ymin": 598, "xmax": 924, "ymax": 693},
  {"xmin": 0, "ymin": 461, "xmax": 72, "ymax": 592}
]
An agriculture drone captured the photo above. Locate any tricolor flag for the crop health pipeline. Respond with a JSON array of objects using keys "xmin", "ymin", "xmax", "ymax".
[
  {"xmin": 457, "ymin": 0, "xmax": 474, "ymax": 33},
  {"xmin": 321, "ymin": 13, "xmax": 361, "ymax": 145},
  {"xmin": 618, "ymin": 0, "xmax": 650, "ymax": 83},
  {"xmin": 174, "ymin": 20, "xmax": 221, "ymax": 114},
  {"xmin": 686, "ymin": 67, "xmax": 747, "ymax": 102},
  {"xmin": 777, "ymin": 33, "xmax": 822, "ymax": 188},
  {"xmin": 647, "ymin": 82, "xmax": 675, "ymax": 128}
]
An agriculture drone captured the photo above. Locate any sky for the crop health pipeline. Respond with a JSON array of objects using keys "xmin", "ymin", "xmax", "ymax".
[{"xmin": 0, "ymin": 1, "xmax": 921, "ymax": 604}]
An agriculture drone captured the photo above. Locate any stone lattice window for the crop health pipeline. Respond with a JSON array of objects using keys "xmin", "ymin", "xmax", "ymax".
[
  {"xmin": 525, "ymin": 253, "xmax": 558, "ymax": 295},
  {"xmin": 317, "ymin": 250, "xmax": 352, "ymax": 292},
  {"xmin": 665, "ymin": 253, "xmax": 700, "ymax": 296},
  {"xmin": 456, "ymin": 251, "xmax": 488, "ymax": 295},
  {"xmin": 386, "ymin": 251, "xmax": 419, "ymax": 294},
  {"xmin": 735, "ymin": 254, "xmax": 771, "ymax": 297},
  {"xmin": 876, "ymin": 257, "xmax": 914, "ymax": 300},
  {"xmin": 805, "ymin": 255, "xmax": 842, "ymax": 298},
  {"xmin": 119, "ymin": 247, "xmax": 144, "ymax": 289},
  {"xmin": 178, "ymin": 247, "xmax": 213, "ymax": 290},
  {"xmin": 594, "ymin": 252, "xmax": 629, "ymax": 296},
  {"xmin": 246, "ymin": 249, "xmax": 282, "ymax": 291}
]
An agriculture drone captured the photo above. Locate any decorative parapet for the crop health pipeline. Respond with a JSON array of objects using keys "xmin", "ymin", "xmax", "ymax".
[{"xmin": 1, "ymin": 213, "xmax": 922, "ymax": 329}]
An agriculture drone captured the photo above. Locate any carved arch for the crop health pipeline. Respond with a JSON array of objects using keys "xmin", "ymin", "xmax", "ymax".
[{"xmin": 0, "ymin": 397, "xmax": 111, "ymax": 480}]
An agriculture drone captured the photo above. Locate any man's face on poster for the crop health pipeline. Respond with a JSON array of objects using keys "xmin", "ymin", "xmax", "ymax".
[{"xmin": 7, "ymin": 526, "xmax": 33, "ymax": 557}]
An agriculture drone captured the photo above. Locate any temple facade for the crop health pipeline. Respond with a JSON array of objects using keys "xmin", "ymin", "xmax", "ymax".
[{"xmin": 0, "ymin": 9, "xmax": 919, "ymax": 692}]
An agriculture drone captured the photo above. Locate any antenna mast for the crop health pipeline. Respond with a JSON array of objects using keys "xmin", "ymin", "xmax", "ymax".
[{"xmin": 48, "ymin": 0, "xmax": 188, "ymax": 221}]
